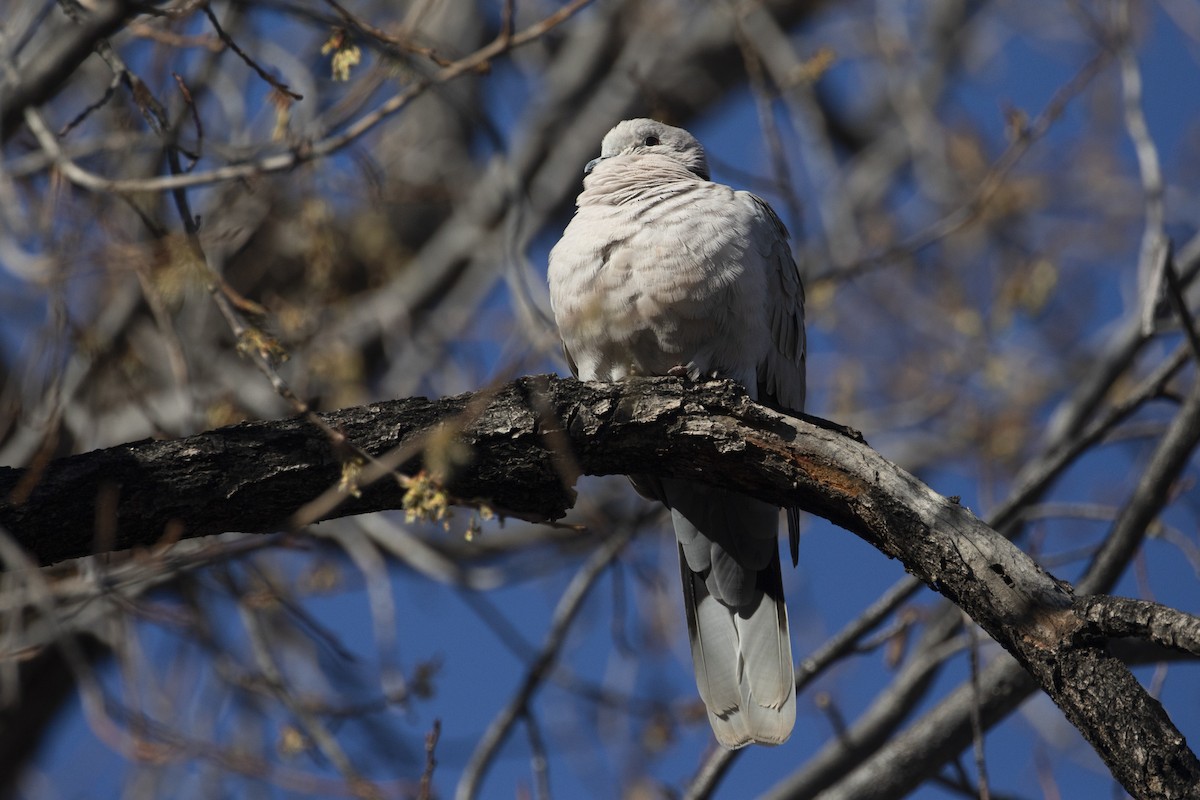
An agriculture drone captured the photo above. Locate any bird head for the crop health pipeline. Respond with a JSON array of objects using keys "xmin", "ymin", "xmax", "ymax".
[{"xmin": 584, "ymin": 118, "xmax": 710, "ymax": 180}]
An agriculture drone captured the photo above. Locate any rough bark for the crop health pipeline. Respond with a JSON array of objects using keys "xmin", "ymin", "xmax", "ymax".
[{"xmin": 1, "ymin": 374, "xmax": 1198, "ymax": 798}]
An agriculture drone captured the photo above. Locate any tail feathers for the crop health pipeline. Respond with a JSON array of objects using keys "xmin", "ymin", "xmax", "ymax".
[
  {"xmin": 684, "ymin": 568, "xmax": 743, "ymax": 719},
  {"xmin": 680, "ymin": 545, "xmax": 796, "ymax": 749}
]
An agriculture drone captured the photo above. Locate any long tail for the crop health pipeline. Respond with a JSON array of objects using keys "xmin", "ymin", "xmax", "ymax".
[{"xmin": 664, "ymin": 480, "xmax": 796, "ymax": 748}]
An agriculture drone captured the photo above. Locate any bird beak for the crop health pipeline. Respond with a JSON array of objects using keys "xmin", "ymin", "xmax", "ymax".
[{"xmin": 584, "ymin": 156, "xmax": 605, "ymax": 175}]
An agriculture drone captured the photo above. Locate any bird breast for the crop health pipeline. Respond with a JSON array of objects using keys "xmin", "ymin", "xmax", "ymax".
[{"xmin": 548, "ymin": 181, "xmax": 769, "ymax": 389}]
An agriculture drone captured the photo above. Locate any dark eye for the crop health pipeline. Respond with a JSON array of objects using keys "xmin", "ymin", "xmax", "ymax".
[{"xmin": 642, "ymin": 135, "xmax": 660, "ymax": 146}]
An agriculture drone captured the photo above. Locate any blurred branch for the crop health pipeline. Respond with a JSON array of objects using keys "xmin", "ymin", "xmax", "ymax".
[
  {"xmin": 13, "ymin": 0, "xmax": 595, "ymax": 194},
  {"xmin": 457, "ymin": 523, "xmax": 634, "ymax": 800},
  {"xmin": 1115, "ymin": 0, "xmax": 1170, "ymax": 334},
  {"xmin": 756, "ymin": 615, "xmax": 967, "ymax": 800},
  {"xmin": 0, "ymin": 0, "xmax": 141, "ymax": 142},
  {"xmin": 235, "ymin": 587, "xmax": 373, "ymax": 796},
  {"xmin": 1162, "ymin": 243, "xmax": 1200, "ymax": 364},
  {"xmin": 819, "ymin": 47, "xmax": 1112, "ymax": 282}
]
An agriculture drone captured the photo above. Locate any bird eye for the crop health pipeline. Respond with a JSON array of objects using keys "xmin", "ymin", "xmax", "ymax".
[{"xmin": 642, "ymin": 135, "xmax": 660, "ymax": 146}]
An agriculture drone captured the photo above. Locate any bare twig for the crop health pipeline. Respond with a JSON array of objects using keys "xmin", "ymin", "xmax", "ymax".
[
  {"xmin": 456, "ymin": 526, "xmax": 634, "ymax": 800},
  {"xmin": 1161, "ymin": 242, "xmax": 1200, "ymax": 364},
  {"xmin": 235, "ymin": 586, "xmax": 380, "ymax": 799},
  {"xmin": 200, "ymin": 5, "xmax": 302, "ymax": 100},
  {"xmin": 0, "ymin": 0, "xmax": 141, "ymax": 141},
  {"xmin": 816, "ymin": 49, "xmax": 1112, "ymax": 283},
  {"xmin": 56, "ymin": 69, "xmax": 122, "ymax": 136},
  {"xmin": 1080, "ymin": 373, "xmax": 1200, "ymax": 594},
  {"xmin": 320, "ymin": 0, "xmax": 454, "ymax": 67},
  {"xmin": 1114, "ymin": 0, "xmax": 1169, "ymax": 333},
  {"xmin": 965, "ymin": 614, "xmax": 991, "ymax": 800},
  {"xmin": 418, "ymin": 719, "xmax": 440, "ymax": 800},
  {"xmin": 171, "ymin": 71, "xmax": 204, "ymax": 168}
]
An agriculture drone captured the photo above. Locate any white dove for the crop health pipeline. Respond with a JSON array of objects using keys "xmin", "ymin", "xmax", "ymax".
[{"xmin": 547, "ymin": 119, "xmax": 806, "ymax": 748}]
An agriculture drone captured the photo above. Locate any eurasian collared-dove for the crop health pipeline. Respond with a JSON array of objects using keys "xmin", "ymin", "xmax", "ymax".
[{"xmin": 547, "ymin": 119, "xmax": 806, "ymax": 748}]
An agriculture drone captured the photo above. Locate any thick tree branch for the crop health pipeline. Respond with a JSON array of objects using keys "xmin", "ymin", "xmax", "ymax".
[
  {"xmin": 1080, "ymin": 596, "xmax": 1200, "ymax": 657},
  {"xmin": 789, "ymin": 368, "xmax": 1200, "ymax": 800},
  {"xmin": 2, "ymin": 374, "xmax": 1199, "ymax": 798}
]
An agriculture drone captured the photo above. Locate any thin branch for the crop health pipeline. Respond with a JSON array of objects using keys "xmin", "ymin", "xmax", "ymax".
[
  {"xmin": 1080, "ymin": 373, "xmax": 1200, "ymax": 594},
  {"xmin": 456, "ymin": 525, "xmax": 634, "ymax": 800},
  {"xmin": 965, "ymin": 615, "xmax": 991, "ymax": 800},
  {"xmin": 200, "ymin": 5, "xmax": 302, "ymax": 100},
  {"xmin": 0, "ymin": 0, "xmax": 141, "ymax": 141},
  {"xmin": 319, "ymin": 0, "xmax": 453, "ymax": 67},
  {"xmin": 1114, "ymin": 0, "xmax": 1169, "ymax": 333},
  {"xmin": 235, "ymin": 590, "xmax": 380, "ymax": 799},
  {"xmin": 171, "ymin": 71, "xmax": 204, "ymax": 168},
  {"xmin": 1162, "ymin": 243, "xmax": 1200, "ymax": 364},
  {"xmin": 760, "ymin": 621, "xmax": 969, "ymax": 800},
  {"xmin": 56, "ymin": 69, "xmax": 122, "ymax": 136},
  {"xmin": 20, "ymin": 0, "xmax": 595, "ymax": 194},
  {"xmin": 418, "ymin": 719, "xmax": 440, "ymax": 800},
  {"xmin": 815, "ymin": 49, "xmax": 1112, "ymax": 283}
]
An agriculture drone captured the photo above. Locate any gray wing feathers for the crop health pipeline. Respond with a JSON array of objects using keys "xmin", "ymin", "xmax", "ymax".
[
  {"xmin": 746, "ymin": 193, "xmax": 806, "ymax": 415},
  {"xmin": 745, "ymin": 193, "xmax": 806, "ymax": 565},
  {"xmin": 666, "ymin": 480, "xmax": 796, "ymax": 748}
]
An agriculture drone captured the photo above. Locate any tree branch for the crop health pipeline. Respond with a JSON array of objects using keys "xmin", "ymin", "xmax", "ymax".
[
  {"xmin": 1080, "ymin": 596, "xmax": 1200, "ymax": 657},
  {"xmin": 456, "ymin": 523, "xmax": 634, "ymax": 800},
  {"xmin": 0, "ymin": 0, "xmax": 140, "ymax": 142},
  {"xmin": 2, "ymin": 374, "xmax": 1199, "ymax": 798}
]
